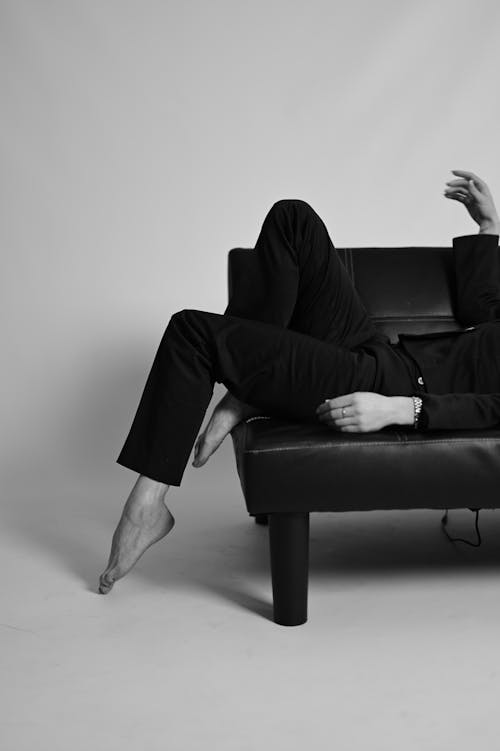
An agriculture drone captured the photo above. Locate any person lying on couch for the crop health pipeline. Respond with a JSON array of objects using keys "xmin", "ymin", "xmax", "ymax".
[{"xmin": 99, "ymin": 169, "xmax": 500, "ymax": 594}]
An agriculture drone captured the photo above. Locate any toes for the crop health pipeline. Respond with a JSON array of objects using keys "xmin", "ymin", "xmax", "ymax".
[
  {"xmin": 193, "ymin": 435, "xmax": 203, "ymax": 460},
  {"xmin": 98, "ymin": 578, "xmax": 114, "ymax": 594},
  {"xmin": 193, "ymin": 435, "xmax": 208, "ymax": 467},
  {"xmin": 98, "ymin": 570, "xmax": 115, "ymax": 594},
  {"xmin": 195, "ymin": 443, "xmax": 209, "ymax": 467}
]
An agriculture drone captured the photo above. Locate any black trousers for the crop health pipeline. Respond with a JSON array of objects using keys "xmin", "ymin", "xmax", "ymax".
[{"xmin": 116, "ymin": 199, "xmax": 418, "ymax": 486}]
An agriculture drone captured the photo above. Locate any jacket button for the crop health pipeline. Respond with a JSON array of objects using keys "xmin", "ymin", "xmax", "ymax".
[{"xmin": 417, "ymin": 376, "xmax": 424, "ymax": 386}]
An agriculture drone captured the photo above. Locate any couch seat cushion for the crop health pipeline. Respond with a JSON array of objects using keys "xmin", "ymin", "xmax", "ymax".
[{"xmin": 230, "ymin": 416, "xmax": 500, "ymax": 514}]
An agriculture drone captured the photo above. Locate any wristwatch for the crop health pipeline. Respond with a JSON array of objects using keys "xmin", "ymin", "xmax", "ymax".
[{"xmin": 412, "ymin": 395, "xmax": 423, "ymax": 429}]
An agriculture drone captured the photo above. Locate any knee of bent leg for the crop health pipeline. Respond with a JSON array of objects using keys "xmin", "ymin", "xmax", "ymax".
[
  {"xmin": 272, "ymin": 198, "xmax": 313, "ymax": 213},
  {"xmin": 169, "ymin": 308, "xmax": 199, "ymax": 326},
  {"xmin": 165, "ymin": 309, "xmax": 201, "ymax": 340}
]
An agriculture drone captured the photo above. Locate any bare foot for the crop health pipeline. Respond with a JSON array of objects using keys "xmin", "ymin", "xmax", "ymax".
[
  {"xmin": 192, "ymin": 390, "xmax": 263, "ymax": 468},
  {"xmin": 98, "ymin": 475, "xmax": 175, "ymax": 594}
]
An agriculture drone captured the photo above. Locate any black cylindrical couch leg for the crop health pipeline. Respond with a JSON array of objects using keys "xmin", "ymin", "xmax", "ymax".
[{"xmin": 269, "ymin": 512, "xmax": 309, "ymax": 626}]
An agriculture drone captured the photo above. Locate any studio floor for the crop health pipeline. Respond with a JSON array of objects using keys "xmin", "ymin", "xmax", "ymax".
[{"xmin": 3, "ymin": 431, "xmax": 500, "ymax": 751}]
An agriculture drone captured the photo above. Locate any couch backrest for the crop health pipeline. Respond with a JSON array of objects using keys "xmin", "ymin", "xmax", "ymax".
[{"xmin": 227, "ymin": 246, "xmax": 463, "ymax": 344}]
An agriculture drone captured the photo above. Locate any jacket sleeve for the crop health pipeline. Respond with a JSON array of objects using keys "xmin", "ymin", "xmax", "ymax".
[
  {"xmin": 418, "ymin": 391, "xmax": 500, "ymax": 430},
  {"xmin": 453, "ymin": 233, "xmax": 500, "ymax": 326},
  {"xmin": 415, "ymin": 233, "xmax": 500, "ymax": 430},
  {"xmin": 408, "ymin": 234, "xmax": 500, "ymax": 430}
]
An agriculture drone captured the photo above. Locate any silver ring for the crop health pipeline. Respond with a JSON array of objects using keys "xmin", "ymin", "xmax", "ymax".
[{"xmin": 342, "ymin": 407, "xmax": 346, "ymax": 417}]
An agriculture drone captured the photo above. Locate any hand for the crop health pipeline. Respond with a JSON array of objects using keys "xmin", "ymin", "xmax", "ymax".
[
  {"xmin": 315, "ymin": 391, "xmax": 398, "ymax": 432},
  {"xmin": 444, "ymin": 170, "xmax": 500, "ymax": 233}
]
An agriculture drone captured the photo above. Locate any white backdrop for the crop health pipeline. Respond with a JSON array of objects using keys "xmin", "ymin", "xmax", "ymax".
[{"xmin": 2, "ymin": 0, "xmax": 500, "ymax": 497}]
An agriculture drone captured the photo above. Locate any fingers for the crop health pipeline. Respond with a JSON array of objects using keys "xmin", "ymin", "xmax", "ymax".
[
  {"xmin": 446, "ymin": 178, "xmax": 468, "ymax": 185},
  {"xmin": 315, "ymin": 393, "xmax": 356, "ymax": 416},
  {"xmin": 444, "ymin": 186, "xmax": 469, "ymax": 196},
  {"xmin": 468, "ymin": 179, "xmax": 483, "ymax": 200},
  {"xmin": 446, "ymin": 169, "xmax": 487, "ymax": 200},
  {"xmin": 444, "ymin": 191, "xmax": 471, "ymax": 203},
  {"xmin": 315, "ymin": 401, "xmax": 329, "ymax": 416},
  {"xmin": 316, "ymin": 396, "xmax": 357, "ymax": 430},
  {"xmin": 315, "ymin": 392, "xmax": 378, "ymax": 432},
  {"xmin": 444, "ymin": 181, "xmax": 476, "ymax": 203},
  {"xmin": 316, "ymin": 405, "xmax": 353, "ymax": 421},
  {"xmin": 446, "ymin": 178, "xmax": 483, "ymax": 198},
  {"xmin": 451, "ymin": 169, "xmax": 484, "ymax": 186},
  {"xmin": 451, "ymin": 170, "xmax": 479, "ymax": 179},
  {"xmin": 318, "ymin": 411, "xmax": 354, "ymax": 424}
]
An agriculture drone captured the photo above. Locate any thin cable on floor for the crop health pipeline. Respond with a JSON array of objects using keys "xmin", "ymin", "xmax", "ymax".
[{"xmin": 440, "ymin": 508, "xmax": 482, "ymax": 547}]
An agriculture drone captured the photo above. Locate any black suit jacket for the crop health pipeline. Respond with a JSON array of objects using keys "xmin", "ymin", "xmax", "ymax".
[{"xmin": 398, "ymin": 233, "xmax": 500, "ymax": 430}]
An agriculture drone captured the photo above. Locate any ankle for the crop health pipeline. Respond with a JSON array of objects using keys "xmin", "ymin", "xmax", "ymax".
[
  {"xmin": 223, "ymin": 391, "xmax": 259, "ymax": 416},
  {"xmin": 137, "ymin": 475, "xmax": 169, "ymax": 496}
]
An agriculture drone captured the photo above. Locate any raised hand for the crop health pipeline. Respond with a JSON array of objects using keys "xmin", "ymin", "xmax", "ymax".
[{"xmin": 444, "ymin": 170, "xmax": 500, "ymax": 233}]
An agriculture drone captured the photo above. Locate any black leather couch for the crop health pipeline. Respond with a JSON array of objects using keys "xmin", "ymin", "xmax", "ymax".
[{"xmin": 228, "ymin": 244, "xmax": 500, "ymax": 627}]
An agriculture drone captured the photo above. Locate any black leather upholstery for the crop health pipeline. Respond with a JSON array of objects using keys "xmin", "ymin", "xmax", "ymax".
[{"xmin": 228, "ymin": 246, "xmax": 500, "ymax": 515}]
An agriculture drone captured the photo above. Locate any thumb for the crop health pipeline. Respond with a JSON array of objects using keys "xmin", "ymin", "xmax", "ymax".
[{"xmin": 469, "ymin": 179, "xmax": 481, "ymax": 199}]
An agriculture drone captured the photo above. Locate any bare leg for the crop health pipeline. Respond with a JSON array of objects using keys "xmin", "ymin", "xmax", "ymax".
[
  {"xmin": 98, "ymin": 474, "xmax": 175, "ymax": 594},
  {"xmin": 192, "ymin": 390, "xmax": 262, "ymax": 468}
]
